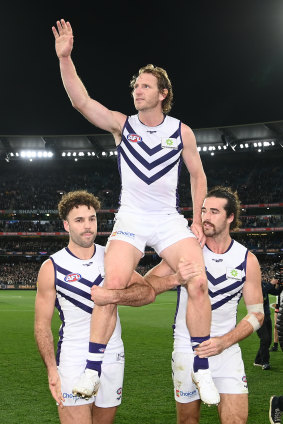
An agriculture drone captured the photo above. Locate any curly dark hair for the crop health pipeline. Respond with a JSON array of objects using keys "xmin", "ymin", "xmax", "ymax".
[
  {"xmin": 58, "ymin": 190, "xmax": 101, "ymax": 220},
  {"xmin": 130, "ymin": 64, "xmax": 173, "ymax": 114},
  {"xmin": 206, "ymin": 186, "xmax": 242, "ymax": 231}
]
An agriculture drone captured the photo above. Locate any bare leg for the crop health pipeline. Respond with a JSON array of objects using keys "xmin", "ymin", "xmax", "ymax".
[
  {"xmin": 218, "ymin": 394, "xmax": 248, "ymax": 424},
  {"xmin": 92, "ymin": 405, "xmax": 117, "ymax": 424},
  {"xmin": 176, "ymin": 400, "xmax": 201, "ymax": 424},
  {"xmin": 58, "ymin": 404, "xmax": 93, "ymax": 424},
  {"xmin": 89, "ymin": 240, "xmax": 142, "ymax": 343},
  {"xmin": 161, "ymin": 237, "xmax": 211, "ymax": 337},
  {"xmin": 72, "ymin": 240, "xmax": 142, "ymax": 397},
  {"xmin": 162, "ymin": 238, "xmax": 219, "ymax": 405}
]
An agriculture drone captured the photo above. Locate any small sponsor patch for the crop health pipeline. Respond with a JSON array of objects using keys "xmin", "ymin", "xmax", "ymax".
[
  {"xmin": 161, "ymin": 137, "xmax": 178, "ymax": 149},
  {"xmin": 64, "ymin": 273, "xmax": 81, "ymax": 283},
  {"xmin": 226, "ymin": 267, "xmax": 242, "ymax": 280},
  {"xmin": 127, "ymin": 133, "xmax": 142, "ymax": 143},
  {"xmin": 111, "ymin": 230, "xmax": 135, "ymax": 239},
  {"xmin": 176, "ymin": 389, "xmax": 197, "ymax": 398}
]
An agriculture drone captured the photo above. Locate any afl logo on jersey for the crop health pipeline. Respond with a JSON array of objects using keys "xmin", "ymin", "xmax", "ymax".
[
  {"xmin": 64, "ymin": 273, "xmax": 81, "ymax": 283},
  {"xmin": 127, "ymin": 133, "xmax": 142, "ymax": 143}
]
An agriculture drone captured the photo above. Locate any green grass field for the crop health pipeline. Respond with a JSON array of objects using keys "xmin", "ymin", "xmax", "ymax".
[{"xmin": 0, "ymin": 290, "xmax": 281, "ymax": 423}]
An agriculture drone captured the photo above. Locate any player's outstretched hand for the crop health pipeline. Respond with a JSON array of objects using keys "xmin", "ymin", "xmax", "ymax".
[
  {"xmin": 194, "ymin": 337, "xmax": 226, "ymax": 358},
  {"xmin": 52, "ymin": 19, "xmax": 74, "ymax": 59},
  {"xmin": 48, "ymin": 370, "xmax": 65, "ymax": 408},
  {"xmin": 177, "ymin": 258, "xmax": 203, "ymax": 285}
]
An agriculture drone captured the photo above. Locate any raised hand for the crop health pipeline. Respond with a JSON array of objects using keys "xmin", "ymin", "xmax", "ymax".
[{"xmin": 52, "ymin": 19, "xmax": 74, "ymax": 59}]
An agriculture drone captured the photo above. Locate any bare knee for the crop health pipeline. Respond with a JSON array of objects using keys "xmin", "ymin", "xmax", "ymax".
[
  {"xmin": 187, "ymin": 274, "xmax": 208, "ymax": 299},
  {"xmin": 104, "ymin": 275, "xmax": 127, "ymax": 290}
]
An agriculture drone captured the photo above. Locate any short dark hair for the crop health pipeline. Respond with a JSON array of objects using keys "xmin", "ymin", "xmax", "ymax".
[
  {"xmin": 58, "ymin": 190, "xmax": 101, "ymax": 221},
  {"xmin": 206, "ymin": 186, "xmax": 241, "ymax": 231},
  {"xmin": 130, "ymin": 64, "xmax": 173, "ymax": 114}
]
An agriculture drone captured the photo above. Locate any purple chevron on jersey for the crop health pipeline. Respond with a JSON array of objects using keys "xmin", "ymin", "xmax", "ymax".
[
  {"xmin": 119, "ymin": 146, "xmax": 180, "ymax": 185},
  {"xmin": 121, "ymin": 134, "xmax": 182, "ymax": 170},
  {"xmin": 209, "ymin": 278, "xmax": 244, "ymax": 298},
  {"xmin": 211, "ymin": 290, "xmax": 242, "ymax": 310}
]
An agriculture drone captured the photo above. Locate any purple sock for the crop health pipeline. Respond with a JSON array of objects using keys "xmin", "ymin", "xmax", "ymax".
[
  {"xmin": 86, "ymin": 342, "xmax": 107, "ymax": 377},
  {"xmin": 191, "ymin": 336, "xmax": 210, "ymax": 372}
]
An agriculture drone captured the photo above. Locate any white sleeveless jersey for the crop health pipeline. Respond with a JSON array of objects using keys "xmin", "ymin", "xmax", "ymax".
[
  {"xmin": 50, "ymin": 245, "xmax": 123, "ymax": 366},
  {"xmin": 173, "ymin": 240, "xmax": 248, "ymax": 351},
  {"xmin": 118, "ymin": 114, "xmax": 184, "ymax": 214}
]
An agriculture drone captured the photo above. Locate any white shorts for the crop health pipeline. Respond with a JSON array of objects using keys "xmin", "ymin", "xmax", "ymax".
[
  {"xmin": 108, "ymin": 212, "xmax": 195, "ymax": 255},
  {"xmin": 172, "ymin": 345, "xmax": 248, "ymax": 404},
  {"xmin": 58, "ymin": 352, "xmax": 125, "ymax": 407}
]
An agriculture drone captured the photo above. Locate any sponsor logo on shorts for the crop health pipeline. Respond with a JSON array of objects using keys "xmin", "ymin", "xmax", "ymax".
[
  {"xmin": 111, "ymin": 230, "xmax": 135, "ymax": 239},
  {"xmin": 116, "ymin": 387, "xmax": 122, "ymax": 400},
  {"xmin": 99, "ymin": 348, "xmax": 105, "ymax": 353},
  {"xmin": 127, "ymin": 133, "xmax": 142, "ymax": 143},
  {"xmin": 64, "ymin": 273, "xmax": 81, "ymax": 283},
  {"xmin": 176, "ymin": 389, "xmax": 197, "ymax": 398},
  {"xmin": 63, "ymin": 392, "xmax": 92, "ymax": 401}
]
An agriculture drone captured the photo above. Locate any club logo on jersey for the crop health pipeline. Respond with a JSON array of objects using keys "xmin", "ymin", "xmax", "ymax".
[
  {"xmin": 116, "ymin": 387, "xmax": 122, "ymax": 400},
  {"xmin": 242, "ymin": 375, "xmax": 247, "ymax": 383},
  {"xmin": 212, "ymin": 258, "xmax": 223, "ymax": 262},
  {"xmin": 64, "ymin": 273, "xmax": 81, "ymax": 283},
  {"xmin": 127, "ymin": 133, "xmax": 142, "ymax": 143}
]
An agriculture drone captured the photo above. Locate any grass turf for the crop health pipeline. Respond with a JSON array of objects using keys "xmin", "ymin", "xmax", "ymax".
[{"xmin": 0, "ymin": 290, "xmax": 281, "ymax": 423}]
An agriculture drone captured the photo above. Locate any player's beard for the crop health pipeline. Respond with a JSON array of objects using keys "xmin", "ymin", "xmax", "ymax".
[
  {"xmin": 203, "ymin": 220, "xmax": 227, "ymax": 237},
  {"xmin": 70, "ymin": 230, "xmax": 96, "ymax": 248}
]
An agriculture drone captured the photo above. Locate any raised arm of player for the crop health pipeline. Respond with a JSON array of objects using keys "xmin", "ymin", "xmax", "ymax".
[
  {"xmin": 181, "ymin": 123, "xmax": 207, "ymax": 247},
  {"xmin": 52, "ymin": 19, "xmax": 126, "ymax": 141},
  {"xmin": 34, "ymin": 259, "xmax": 64, "ymax": 408},
  {"xmin": 195, "ymin": 251, "xmax": 264, "ymax": 358}
]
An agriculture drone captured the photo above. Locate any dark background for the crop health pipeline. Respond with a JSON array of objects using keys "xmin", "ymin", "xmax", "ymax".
[{"xmin": 1, "ymin": 0, "xmax": 283, "ymax": 135}]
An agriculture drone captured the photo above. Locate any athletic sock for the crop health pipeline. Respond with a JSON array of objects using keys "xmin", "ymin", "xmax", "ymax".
[
  {"xmin": 191, "ymin": 335, "xmax": 210, "ymax": 373},
  {"xmin": 85, "ymin": 342, "xmax": 107, "ymax": 376}
]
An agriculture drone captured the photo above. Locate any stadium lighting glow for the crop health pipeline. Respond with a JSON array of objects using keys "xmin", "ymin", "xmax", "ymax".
[
  {"xmin": 74, "ymin": 158, "xmax": 78, "ymax": 161},
  {"xmin": 240, "ymin": 144, "xmax": 244, "ymax": 149},
  {"xmin": 253, "ymin": 142, "xmax": 257, "ymax": 147},
  {"xmin": 263, "ymin": 141, "xmax": 270, "ymax": 146},
  {"xmin": 78, "ymin": 152, "xmax": 84, "ymax": 156},
  {"xmin": 62, "ymin": 152, "xmax": 66, "ymax": 157},
  {"xmin": 258, "ymin": 142, "xmax": 262, "ymax": 147},
  {"xmin": 102, "ymin": 152, "xmax": 107, "ymax": 156},
  {"xmin": 217, "ymin": 146, "xmax": 222, "ymax": 150},
  {"xmin": 245, "ymin": 143, "xmax": 249, "ymax": 148},
  {"xmin": 202, "ymin": 146, "xmax": 207, "ymax": 151},
  {"xmin": 114, "ymin": 151, "xmax": 118, "ymax": 156},
  {"xmin": 223, "ymin": 146, "xmax": 227, "ymax": 150},
  {"xmin": 73, "ymin": 152, "xmax": 77, "ymax": 156},
  {"xmin": 67, "ymin": 152, "xmax": 71, "ymax": 156},
  {"xmin": 210, "ymin": 152, "xmax": 214, "ymax": 156},
  {"xmin": 197, "ymin": 146, "xmax": 201, "ymax": 151},
  {"xmin": 258, "ymin": 148, "xmax": 262, "ymax": 152}
]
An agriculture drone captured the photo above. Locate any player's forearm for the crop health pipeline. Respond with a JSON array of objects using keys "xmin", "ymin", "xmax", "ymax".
[
  {"xmin": 112, "ymin": 283, "xmax": 156, "ymax": 306},
  {"xmin": 220, "ymin": 319, "xmax": 257, "ymax": 349},
  {"xmin": 190, "ymin": 171, "xmax": 207, "ymax": 223},
  {"xmin": 145, "ymin": 273, "xmax": 178, "ymax": 295},
  {"xmin": 59, "ymin": 56, "xmax": 89, "ymax": 110},
  {"xmin": 35, "ymin": 325, "xmax": 57, "ymax": 373}
]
